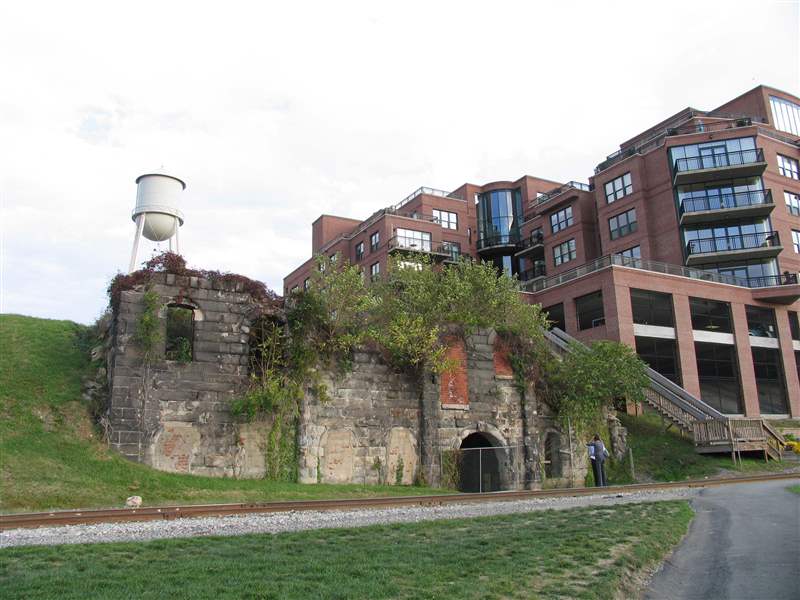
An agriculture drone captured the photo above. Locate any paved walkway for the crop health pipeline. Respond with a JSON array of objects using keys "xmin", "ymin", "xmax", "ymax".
[{"xmin": 645, "ymin": 478, "xmax": 800, "ymax": 600}]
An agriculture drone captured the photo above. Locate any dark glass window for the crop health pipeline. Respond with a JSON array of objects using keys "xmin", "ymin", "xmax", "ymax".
[
  {"xmin": 609, "ymin": 208, "xmax": 637, "ymax": 240},
  {"xmin": 746, "ymin": 305, "xmax": 777, "ymax": 338},
  {"xmin": 789, "ymin": 311, "xmax": 800, "ymax": 341},
  {"xmin": 689, "ymin": 298, "xmax": 732, "ymax": 333},
  {"xmin": 631, "ymin": 289, "xmax": 674, "ymax": 327},
  {"xmin": 544, "ymin": 303, "xmax": 565, "ymax": 331},
  {"xmin": 442, "ymin": 241, "xmax": 461, "ymax": 261},
  {"xmin": 477, "ymin": 188, "xmax": 523, "ymax": 247},
  {"xmin": 695, "ymin": 342, "xmax": 743, "ymax": 414},
  {"xmin": 549, "ymin": 206, "xmax": 574, "ymax": 233},
  {"xmin": 576, "ymin": 291, "xmax": 604, "ymax": 330},
  {"xmin": 355, "ymin": 242, "xmax": 364, "ymax": 261},
  {"xmin": 432, "ymin": 209, "xmax": 458, "ymax": 230},
  {"xmin": 635, "ymin": 337, "xmax": 681, "ymax": 384},
  {"xmin": 617, "ymin": 245, "xmax": 641, "ymax": 260},
  {"xmin": 795, "ymin": 352, "xmax": 800, "ymax": 386},
  {"xmin": 165, "ymin": 305, "xmax": 194, "ymax": 362},
  {"xmin": 752, "ymin": 347, "xmax": 789, "ymax": 414},
  {"xmin": 303, "ymin": 278, "xmax": 310, "ymax": 290},
  {"xmin": 553, "ymin": 239, "xmax": 576, "ymax": 266},
  {"xmin": 370, "ymin": 231, "xmax": 380, "ymax": 252},
  {"xmin": 604, "ymin": 172, "xmax": 632, "ymax": 203},
  {"xmin": 370, "ymin": 262, "xmax": 380, "ymax": 281}
]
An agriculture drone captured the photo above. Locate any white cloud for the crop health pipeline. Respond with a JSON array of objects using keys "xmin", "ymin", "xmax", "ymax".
[{"xmin": 0, "ymin": 0, "xmax": 798, "ymax": 323}]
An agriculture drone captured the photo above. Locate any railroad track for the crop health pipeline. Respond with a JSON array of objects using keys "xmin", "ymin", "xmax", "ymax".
[{"xmin": 2, "ymin": 472, "xmax": 797, "ymax": 531}]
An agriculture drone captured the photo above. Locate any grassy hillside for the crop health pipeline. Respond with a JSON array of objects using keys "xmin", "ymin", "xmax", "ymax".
[{"xmin": 0, "ymin": 314, "xmax": 443, "ymax": 513}]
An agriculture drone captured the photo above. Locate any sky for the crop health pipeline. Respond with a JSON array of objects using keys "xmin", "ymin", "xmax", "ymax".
[{"xmin": 1, "ymin": 0, "xmax": 798, "ymax": 324}]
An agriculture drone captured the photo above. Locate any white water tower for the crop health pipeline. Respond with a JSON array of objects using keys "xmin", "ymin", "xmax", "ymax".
[{"xmin": 129, "ymin": 171, "xmax": 186, "ymax": 272}]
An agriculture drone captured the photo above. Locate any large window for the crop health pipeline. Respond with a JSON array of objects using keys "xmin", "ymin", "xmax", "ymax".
[
  {"xmin": 370, "ymin": 231, "xmax": 380, "ymax": 252},
  {"xmin": 543, "ymin": 303, "xmax": 565, "ymax": 331},
  {"xmin": 432, "ymin": 209, "xmax": 458, "ymax": 230},
  {"xmin": 355, "ymin": 241, "xmax": 364, "ymax": 261},
  {"xmin": 477, "ymin": 188, "xmax": 523, "ymax": 247},
  {"xmin": 669, "ymin": 137, "xmax": 756, "ymax": 170},
  {"xmin": 777, "ymin": 154, "xmax": 799, "ymax": 180},
  {"xmin": 752, "ymin": 347, "xmax": 789, "ymax": 414},
  {"xmin": 793, "ymin": 230, "xmax": 800, "ymax": 253},
  {"xmin": 785, "ymin": 192, "xmax": 800, "ymax": 217},
  {"xmin": 636, "ymin": 337, "xmax": 681, "ymax": 384},
  {"xmin": 676, "ymin": 176, "xmax": 764, "ymax": 213},
  {"xmin": 604, "ymin": 172, "xmax": 633, "ymax": 203},
  {"xmin": 746, "ymin": 305, "xmax": 777, "ymax": 338},
  {"xmin": 553, "ymin": 239, "xmax": 576, "ymax": 266},
  {"xmin": 695, "ymin": 342, "xmax": 743, "ymax": 414},
  {"xmin": 631, "ymin": 289, "xmax": 674, "ymax": 327},
  {"xmin": 690, "ymin": 298, "xmax": 732, "ymax": 333},
  {"xmin": 549, "ymin": 206, "xmax": 574, "ymax": 233},
  {"xmin": 789, "ymin": 311, "xmax": 800, "ymax": 341},
  {"xmin": 576, "ymin": 291, "xmax": 604, "ymax": 330},
  {"xmin": 770, "ymin": 95, "xmax": 800, "ymax": 136},
  {"xmin": 617, "ymin": 245, "xmax": 641, "ymax": 260},
  {"xmin": 442, "ymin": 240, "xmax": 461, "ymax": 261},
  {"xmin": 165, "ymin": 305, "xmax": 194, "ymax": 362},
  {"xmin": 609, "ymin": 208, "xmax": 637, "ymax": 240},
  {"xmin": 370, "ymin": 261, "xmax": 380, "ymax": 281},
  {"xmin": 395, "ymin": 228, "xmax": 431, "ymax": 251}
]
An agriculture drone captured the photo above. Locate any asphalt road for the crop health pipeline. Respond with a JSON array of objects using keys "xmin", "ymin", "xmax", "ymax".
[{"xmin": 645, "ymin": 478, "xmax": 800, "ymax": 600}]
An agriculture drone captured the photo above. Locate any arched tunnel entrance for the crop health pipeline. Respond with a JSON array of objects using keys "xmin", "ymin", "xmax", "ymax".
[{"xmin": 458, "ymin": 432, "xmax": 502, "ymax": 493}]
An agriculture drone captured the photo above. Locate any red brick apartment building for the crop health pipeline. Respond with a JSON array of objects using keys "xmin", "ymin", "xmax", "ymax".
[{"xmin": 284, "ymin": 85, "xmax": 800, "ymax": 419}]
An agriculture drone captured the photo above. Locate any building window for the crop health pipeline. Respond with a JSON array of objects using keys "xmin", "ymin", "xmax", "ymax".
[
  {"xmin": 543, "ymin": 303, "xmax": 565, "ymax": 331},
  {"xmin": 370, "ymin": 231, "xmax": 380, "ymax": 252},
  {"xmin": 576, "ymin": 291, "xmax": 604, "ymax": 330},
  {"xmin": 777, "ymin": 154, "xmax": 800, "ymax": 180},
  {"xmin": 635, "ymin": 337, "xmax": 681, "ymax": 384},
  {"xmin": 789, "ymin": 311, "xmax": 800, "ymax": 341},
  {"xmin": 604, "ymin": 172, "xmax": 633, "ymax": 203},
  {"xmin": 770, "ymin": 95, "xmax": 800, "ymax": 136},
  {"xmin": 617, "ymin": 245, "xmax": 641, "ymax": 260},
  {"xmin": 395, "ymin": 228, "xmax": 431, "ymax": 251},
  {"xmin": 785, "ymin": 192, "xmax": 800, "ymax": 217},
  {"xmin": 303, "ymin": 278, "xmax": 310, "ymax": 290},
  {"xmin": 553, "ymin": 239, "xmax": 576, "ymax": 266},
  {"xmin": 329, "ymin": 253, "xmax": 338, "ymax": 263},
  {"xmin": 355, "ymin": 242, "xmax": 364, "ymax": 261},
  {"xmin": 477, "ymin": 188, "xmax": 523, "ymax": 247},
  {"xmin": 290, "ymin": 285, "xmax": 299, "ymax": 294},
  {"xmin": 442, "ymin": 240, "xmax": 461, "ymax": 261},
  {"xmin": 752, "ymin": 347, "xmax": 789, "ymax": 414},
  {"xmin": 695, "ymin": 342, "xmax": 743, "ymax": 414},
  {"xmin": 165, "ymin": 305, "xmax": 194, "ymax": 362},
  {"xmin": 631, "ymin": 289, "xmax": 674, "ymax": 327},
  {"xmin": 609, "ymin": 208, "xmax": 637, "ymax": 240},
  {"xmin": 669, "ymin": 137, "xmax": 756, "ymax": 170},
  {"xmin": 370, "ymin": 262, "xmax": 380, "ymax": 282},
  {"xmin": 690, "ymin": 298, "xmax": 732, "ymax": 333},
  {"xmin": 530, "ymin": 227, "xmax": 544, "ymax": 244},
  {"xmin": 793, "ymin": 230, "xmax": 800, "ymax": 253},
  {"xmin": 549, "ymin": 206, "xmax": 574, "ymax": 233},
  {"xmin": 432, "ymin": 209, "xmax": 458, "ymax": 230},
  {"xmin": 746, "ymin": 305, "xmax": 777, "ymax": 338}
]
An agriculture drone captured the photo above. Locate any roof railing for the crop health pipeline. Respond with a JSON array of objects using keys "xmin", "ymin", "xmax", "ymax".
[{"xmin": 531, "ymin": 181, "xmax": 592, "ymax": 208}]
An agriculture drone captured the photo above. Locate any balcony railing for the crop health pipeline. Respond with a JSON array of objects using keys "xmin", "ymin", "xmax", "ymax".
[
  {"xmin": 387, "ymin": 235, "xmax": 449, "ymax": 258},
  {"xmin": 532, "ymin": 181, "xmax": 592, "ymax": 208},
  {"xmin": 521, "ymin": 253, "xmax": 798, "ymax": 293},
  {"xmin": 516, "ymin": 231, "xmax": 544, "ymax": 250},
  {"xmin": 679, "ymin": 189, "xmax": 773, "ymax": 215},
  {"xmin": 392, "ymin": 186, "xmax": 464, "ymax": 212},
  {"xmin": 686, "ymin": 231, "xmax": 780, "ymax": 257},
  {"xmin": 477, "ymin": 233, "xmax": 520, "ymax": 251},
  {"xmin": 519, "ymin": 263, "xmax": 546, "ymax": 282},
  {"xmin": 672, "ymin": 148, "xmax": 765, "ymax": 175}
]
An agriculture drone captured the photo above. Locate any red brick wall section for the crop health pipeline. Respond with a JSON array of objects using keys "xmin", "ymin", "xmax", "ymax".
[
  {"xmin": 493, "ymin": 337, "xmax": 514, "ymax": 378},
  {"xmin": 440, "ymin": 336, "xmax": 469, "ymax": 407}
]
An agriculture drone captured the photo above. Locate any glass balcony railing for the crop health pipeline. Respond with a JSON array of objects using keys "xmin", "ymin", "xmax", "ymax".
[
  {"xmin": 686, "ymin": 231, "xmax": 780, "ymax": 257},
  {"xmin": 679, "ymin": 189, "xmax": 773, "ymax": 215},
  {"xmin": 477, "ymin": 233, "xmax": 521, "ymax": 251},
  {"xmin": 672, "ymin": 148, "xmax": 765, "ymax": 175},
  {"xmin": 519, "ymin": 263, "xmax": 546, "ymax": 281}
]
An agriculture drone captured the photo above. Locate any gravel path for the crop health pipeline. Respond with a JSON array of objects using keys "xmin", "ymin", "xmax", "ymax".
[{"xmin": 1, "ymin": 488, "xmax": 696, "ymax": 548}]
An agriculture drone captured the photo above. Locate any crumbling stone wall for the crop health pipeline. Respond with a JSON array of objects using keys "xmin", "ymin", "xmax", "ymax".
[{"xmin": 105, "ymin": 272, "xmax": 269, "ymax": 477}]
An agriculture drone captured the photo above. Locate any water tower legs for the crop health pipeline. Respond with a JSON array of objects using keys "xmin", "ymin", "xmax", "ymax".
[
  {"xmin": 174, "ymin": 216, "xmax": 180, "ymax": 254},
  {"xmin": 129, "ymin": 214, "xmax": 145, "ymax": 273}
]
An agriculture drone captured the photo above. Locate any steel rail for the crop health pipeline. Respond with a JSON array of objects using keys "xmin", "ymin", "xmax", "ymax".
[{"xmin": 1, "ymin": 472, "xmax": 797, "ymax": 531}]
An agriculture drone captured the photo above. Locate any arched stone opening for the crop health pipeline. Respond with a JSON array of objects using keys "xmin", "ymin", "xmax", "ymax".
[{"xmin": 458, "ymin": 432, "xmax": 504, "ymax": 493}]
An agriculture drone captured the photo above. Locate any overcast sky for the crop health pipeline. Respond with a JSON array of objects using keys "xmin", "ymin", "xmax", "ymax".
[{"xmin": 1, "ymin": 1, "xmax": 798, "ymax": 324}]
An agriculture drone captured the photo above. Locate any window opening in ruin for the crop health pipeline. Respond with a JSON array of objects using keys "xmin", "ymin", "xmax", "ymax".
[
  {"xmin": 165, "ymin": 304, "xmax": 194, "ymax": 362},
  {"xmin": 544, "ymin": 432, "xmax": 562, "ymax": 478},
  {"xmin": 458, "ymin": 432, "xmax": 501, "ymax": 493}
]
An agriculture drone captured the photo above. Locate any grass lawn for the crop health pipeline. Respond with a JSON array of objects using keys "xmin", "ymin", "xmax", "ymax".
[
  {"xmin": 0, "ymin": 500, "xmax": 693, "ymax": 600},
  {"xmin": 0, "ymin": 314, "xmax": 445, "ymax": 513},
  {"xmin": 788, "ymin": 485, "xmax": 800, "ymax": 495},
  {"xmin": 592, "ymin": 413, "xmax": 790, "ymax": 487}
]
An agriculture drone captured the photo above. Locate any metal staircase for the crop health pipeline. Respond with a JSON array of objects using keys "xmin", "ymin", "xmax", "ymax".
[{"xmin": 543, "ymin": 328, "xmax": 785, "ymax": 461}]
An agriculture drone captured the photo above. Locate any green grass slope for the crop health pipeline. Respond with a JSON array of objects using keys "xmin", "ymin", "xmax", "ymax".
[{"xmin": 0, "ymin": 314, "xmax": 443, "ymax": 513}]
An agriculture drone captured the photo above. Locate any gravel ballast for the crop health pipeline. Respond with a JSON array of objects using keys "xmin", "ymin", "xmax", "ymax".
[{"xmin": 0, "ymin": 488, "xmax": 697, "ymax": 549}]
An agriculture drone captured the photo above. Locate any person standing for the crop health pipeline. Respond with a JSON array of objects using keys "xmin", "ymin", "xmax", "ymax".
[
  {"xmin": 586, "ymin": 438, "xmax": 601, "ymax": 487},
  {"xmin": 592, "ymin": 434, "xmax": 610, "ymax": 487}
]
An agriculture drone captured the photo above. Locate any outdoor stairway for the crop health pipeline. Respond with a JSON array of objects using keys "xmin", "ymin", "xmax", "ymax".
[{"xmin": 543, "ymin": 328, "xmax": 785, "ymax": 461}]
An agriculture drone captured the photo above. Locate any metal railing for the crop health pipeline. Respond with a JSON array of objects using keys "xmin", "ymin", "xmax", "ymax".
[
  {"xmin": 746, "ymin": 273, "xmax": 798, "ymax": 287},
  {"xmin": 519, "ymin": 263, "xmax": 546, "ymax": 282},
  {"xmin": 686, "ymin": 231, "xmax": 780, "ymax": 257},
  {"xmin": 387, "ymin": 235, "xmax": 449, "ymax": 256},
  {"xmin": 517, "ymin": 231, "xmax": 545, "ymax": 251},
  {"xmin": 477, "ymin": 233, "xmax": 521, "ymax": 251},
  {"xmin": 673, "ymin": 148, "xmax": 765, "ymax": 174},
  {"xmin": 393, "ymin": 186, "xmax": 464, "ymax": 212},
  {"xmin": 532, "ymin": 181, "xmax": 592, "ymax": 208},
  {"xmin": 679, "ymin": 189, "xmax": 773, "ymax": 215}
]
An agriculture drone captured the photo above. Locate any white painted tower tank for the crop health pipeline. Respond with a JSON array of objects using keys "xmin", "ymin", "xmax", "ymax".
[{"xmin": 129, "ymin": 172, "xmax": 186, "ymax": 272}]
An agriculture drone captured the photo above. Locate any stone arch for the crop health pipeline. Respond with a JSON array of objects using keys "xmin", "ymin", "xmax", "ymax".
[
  {"xmin": 319, "ymin": 428, "xmax": 357, "ymax": 484},
  {"xmin": 451, "ymin": 423, "xmax": 510, "ymax": 493}
]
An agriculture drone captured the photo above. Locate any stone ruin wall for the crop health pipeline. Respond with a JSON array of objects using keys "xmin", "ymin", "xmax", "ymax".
[{"xmin": 103, "ymin": 274, "xmax": 586, "ymax": 487}]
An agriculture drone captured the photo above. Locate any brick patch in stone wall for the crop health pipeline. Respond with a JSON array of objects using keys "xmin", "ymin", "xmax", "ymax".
[{"xmin": 440, "ymin": 336, "xmax": 469, "ymax": 408}]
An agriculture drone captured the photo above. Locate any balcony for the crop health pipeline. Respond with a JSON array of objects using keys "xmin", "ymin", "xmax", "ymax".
[
  {"xmin": 685, "ymin": 231, "xmax": 782, "ymax": 266},
  {"xmin": 679, "ymin": 190, "xmax": 774, "ymax": 225},
  {"xmin": 531, "ymin": 181, "xmax": 592, "ymax": 209},
  {"xmin": 751, "ymin": 272, "xmax": 800, "ymax": 304},
  {"xmin": 514, "ymin": 231, "xmax": 545, "ymax": 259},
  {"xmin": 672, "ymin": 148, "xmax": 767, "ymax": 185},
  {"xmin": 477, "ymin": 233, "xmax": 521, "ymax": 255},
  {"xmin": 387, "ymin": 235, "xmax": 449, "ymax": 261},
  {"xmin": 519, "ymin": 263, "xmax": 546, "ymax": 284}
]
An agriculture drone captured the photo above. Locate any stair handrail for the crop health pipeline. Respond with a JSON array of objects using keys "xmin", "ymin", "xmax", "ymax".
[{"xmin": 761, "ymin": 419, "xmax": 786, "ymax": 447}]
